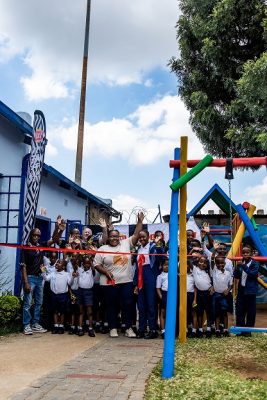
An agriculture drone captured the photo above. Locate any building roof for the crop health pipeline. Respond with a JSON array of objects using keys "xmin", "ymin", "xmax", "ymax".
[
  {"xmin": 43, "ymin": 163, "xmax": 120, "ymax": 217},
  {"xmin": 187, "ymin": 183, "xmax": 237, "ymax": 217},
  {"xmin": 0, "ymin": 100, "xmax": 121, "ymax": 219},
  {"xmin": 0, "ymin": 100, "xmax": 32, "ymax": 144}
]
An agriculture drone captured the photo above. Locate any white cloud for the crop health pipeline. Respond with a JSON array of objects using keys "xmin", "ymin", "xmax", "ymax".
[
  {"xmin": 46, "ymin": 142, "xmax": 58, "ymax": 157},
  {"xmin": 245, "ymin": 177, "xmax": 267, "ymax": 213},
  {"xmin": 0, "ymin": 0, "xmax": 179, "ymax": 100},
  {"xmin": 48, "ymin": 95, "xmax": 205, "ymax": 165}
]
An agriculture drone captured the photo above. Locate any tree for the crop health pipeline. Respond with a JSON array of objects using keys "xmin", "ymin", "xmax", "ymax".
[{"xmin": 170, "ymin": 0, "xmax": 267, "ymax": 157}]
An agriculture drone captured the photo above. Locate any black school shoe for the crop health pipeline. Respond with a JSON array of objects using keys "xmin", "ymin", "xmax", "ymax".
[
  {"xmin": 187, "ymin": 331, "xmax": 196, "ymax": 338},
  {"xmin": 51, "ymin": 326, "xmax": 59, "ymax": 334},
  {"xmin": 215, "ymin": 330, "xmax": 222, "ymax": 338},
  {"xmin": 136, "ymin": 330, "xmax": 145, "ymax": 339},
  {"xmin": 196, "ymin": 329, "xmax": 203, "ymax": 338},
  {"xmin": 88, "ymin": 328, "xmax": 96, "ymax": 337},
  {"xmin": 144, "ymin": 330, "xmax": 158, "ymax": 339},
  {"xmin": 68, "ymin": 326, "xmax": 76, "ymax": 335},
  {"xmin": 76, "ymin": 327, "xmax": 84, "ymax": 337},
  {"xmin": 205, "ymin": 330, "xmax": 212, "ymax": 338},
  {"xmin": 58, "ymin": 326, "xmax": 65, "ymax": 334}
]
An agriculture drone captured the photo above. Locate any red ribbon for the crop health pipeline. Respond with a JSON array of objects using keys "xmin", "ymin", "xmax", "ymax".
[{"xmin": 137, "ymin": 254, "xmax": 145, "ymax": 289}]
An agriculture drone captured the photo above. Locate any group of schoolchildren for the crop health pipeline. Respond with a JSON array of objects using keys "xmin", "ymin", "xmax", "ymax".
[
  {"xmin": 184, "ymin": 227, "xmax": 259, "ymax": 338},
  {"xmin": 33, "ymin": 218, "xmax": 259, "ymax": 339}
]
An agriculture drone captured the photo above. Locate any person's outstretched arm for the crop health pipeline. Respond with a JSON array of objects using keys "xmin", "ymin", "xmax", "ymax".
[{"xmin": 131, "ymin": 212, "xmax": 145, "ymax": 245}]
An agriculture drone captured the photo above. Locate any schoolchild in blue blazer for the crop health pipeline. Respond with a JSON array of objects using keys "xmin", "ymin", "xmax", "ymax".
[
  {"xmin": 234, "ymin": 246, "xmax": 259, "ymax": 334},
  {"xmin": 134, "ymin": 230, "xmax": 165, "ymax": 339}
]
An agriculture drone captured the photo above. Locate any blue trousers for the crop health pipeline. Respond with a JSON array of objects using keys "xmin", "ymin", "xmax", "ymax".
[
  {"xmin": 137, "ymin": 265, "xmax": 157, "ymax": 332},
  {"xmin": 236, "ymin": 287, "xmax": 256, "ymax": 327},
  {"xmin": 23, "ymin": 275, "xmax": 43, "ymax": 326},
  {"xmin": 103, "ymin": 282, "xmax": 134, "ymax": 330}
]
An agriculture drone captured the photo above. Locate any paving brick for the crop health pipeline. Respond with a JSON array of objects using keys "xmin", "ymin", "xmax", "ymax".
[{"xmin": 10, "ymin": 336, "xmax": 163, "ymax": 400}]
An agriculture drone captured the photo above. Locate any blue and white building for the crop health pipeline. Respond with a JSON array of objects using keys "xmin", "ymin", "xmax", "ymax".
[{"xmin": 0, "ymin": 100, "xmax": 121, "ymax": 293}]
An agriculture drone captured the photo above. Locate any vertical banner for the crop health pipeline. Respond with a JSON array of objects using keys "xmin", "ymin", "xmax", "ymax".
[{"xmin": 22, "ymin": 110, "xmax": 46, "ymax": 244}]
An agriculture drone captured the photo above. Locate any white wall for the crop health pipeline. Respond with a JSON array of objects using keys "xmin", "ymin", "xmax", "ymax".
[
  {"xmin": 0, "ymin": 117, "xmax": 29, "ymax": 175},
  {"xmin": 38, "ymin": 174, "xmax": 87, "ymax": 223}
]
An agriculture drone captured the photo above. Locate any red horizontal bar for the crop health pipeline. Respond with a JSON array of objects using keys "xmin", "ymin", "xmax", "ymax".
[
  {"xmin": 170, "ymin": 157, "xmax": 267, "ymax": 168},
  {"xmin": 229, "ymin": 256, "xmax": 267, "ymax": 262}
]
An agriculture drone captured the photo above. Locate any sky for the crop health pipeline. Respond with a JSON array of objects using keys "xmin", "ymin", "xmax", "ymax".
[{"xmin": 0, "ymin": 0, "xmax": 266, "ymax": 224}]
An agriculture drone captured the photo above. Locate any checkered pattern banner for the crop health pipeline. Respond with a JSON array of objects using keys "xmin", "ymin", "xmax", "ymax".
[{"xmin": 22, "ymin": 110, "xmax": 46, "ymax": 244}]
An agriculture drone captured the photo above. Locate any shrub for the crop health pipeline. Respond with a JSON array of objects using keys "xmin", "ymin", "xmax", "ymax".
[{"xmin": 0, "ymin": 295, "xmax": 21, "ymax": 326}]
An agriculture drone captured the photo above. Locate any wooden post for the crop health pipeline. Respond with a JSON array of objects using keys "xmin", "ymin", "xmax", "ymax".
[
  {"xmin": 179, "ymin": 136, "xmax": 188, "ymax": 344},
  {"xmin": 75, "ymin": 0, "xmax": 91, "ymax": 186}
]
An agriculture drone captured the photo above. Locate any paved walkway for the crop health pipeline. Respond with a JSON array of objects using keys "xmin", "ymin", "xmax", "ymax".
[{"xmin": 10, "ymin": 336, "xmax": 163, "ymax": 400}]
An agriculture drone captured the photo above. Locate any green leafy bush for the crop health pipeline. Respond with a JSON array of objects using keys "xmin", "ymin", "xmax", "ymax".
[{"xmin": 0, "ymin": 295, "xmax": 21, "ymax": 326}]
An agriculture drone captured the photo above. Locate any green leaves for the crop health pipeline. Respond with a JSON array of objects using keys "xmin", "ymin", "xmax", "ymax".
[{"xmin": 170, "ymin": 0, "xmax": 267, "ymax": 158}]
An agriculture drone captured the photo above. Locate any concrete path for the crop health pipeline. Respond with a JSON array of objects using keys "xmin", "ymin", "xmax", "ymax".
[{"xmin": 10, "ymin": 336, "xmax": 163, "ymax": 400}]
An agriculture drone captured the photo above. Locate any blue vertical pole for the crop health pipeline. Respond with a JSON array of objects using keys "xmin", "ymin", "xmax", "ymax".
[
  {"xmin": 236, "ymin": 204, "xmax": 267, "ymax": 256},
  {"xmin": 162, "ymin": 148, "xmax": 180, "ymax": 379}
]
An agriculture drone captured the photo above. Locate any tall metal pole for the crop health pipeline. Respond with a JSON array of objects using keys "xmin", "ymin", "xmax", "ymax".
[
  {"xmin": 75, "ymin": 0, "xmax": 91, "ymax": 186},
  {"xmin": 162, "ymin": 147, "xmax": 180, "ymax": 379}
]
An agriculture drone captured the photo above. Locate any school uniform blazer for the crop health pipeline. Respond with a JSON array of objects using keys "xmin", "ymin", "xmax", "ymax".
[
  {"xmin": 133, "ymin": 243, "xmax": 165, "ymax": 286},
  {"xmin": 234, "ymin": 261, "xmax": 259, "ymax": 295}
]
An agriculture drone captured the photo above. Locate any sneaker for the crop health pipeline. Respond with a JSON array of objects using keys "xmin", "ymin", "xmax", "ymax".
[
  {"xmin": 32, "ymin": 323, "xmax": 47, "ymax": 333},
  {"xmin": 125, "ymin": 327, "xmax": 136, "ymax": 338},
  {"xmin": 23, "ymin": 325, "xmax": 33, "ymax": 335},
  {"xmin": 109, "ymin": 328, "xmax": 119, "ymax": 338},
  {"xmin": 88, "ymin": 328, "xmax": 96, "ymax": 337}
]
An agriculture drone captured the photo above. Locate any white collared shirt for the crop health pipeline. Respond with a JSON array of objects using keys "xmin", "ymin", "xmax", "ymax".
[
  {"xmin": 78, "ymin": 266, "xmax": 94, "ymax": 289},
  {"xmin": 138, "ymin": 243, "xmax": 150, "ymax": 265},
  {"xmin": 43, "ymin": 270, "xmax": 73, "ymax": 294},
  {"xmin": 212, "ymin": 266, "xmax": 233, "ymax": 293},
  {"xmin": 241, "ymin": 260, "xmax": 252, "ymax": 287},
  {"xmin": 187, "ymin": 273, "xmax": 195, "ymax": 293},
  {"xmin": 192, "ymin": 265, "xmax": 211, "ymax": 290},
  {"xmin": 156, "ymin": 272, "xmax": 168, "ymax": 291},
  {"xmin": 203, "ymin": 244, "xmax": 233, "ymax": 275}
]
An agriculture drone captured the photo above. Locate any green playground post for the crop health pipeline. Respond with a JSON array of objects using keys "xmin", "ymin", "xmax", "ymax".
[
  {"xmin": 170, "ymin": 155, "xmax": 213, "ymax": 191},
  {"xmin": 251, "ymin": 216, "xmax": 258, "ymax": 230}
]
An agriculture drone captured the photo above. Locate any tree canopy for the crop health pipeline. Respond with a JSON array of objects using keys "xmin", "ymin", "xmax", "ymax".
[{"xmin": 170, "ymin": 0, "xmax": 267, "ymax": 157}]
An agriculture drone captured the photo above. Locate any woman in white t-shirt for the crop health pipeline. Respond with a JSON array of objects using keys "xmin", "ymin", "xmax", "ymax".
[{"xmin": 94, "ymin": 212, "xmax": 144, "ymax": 338}]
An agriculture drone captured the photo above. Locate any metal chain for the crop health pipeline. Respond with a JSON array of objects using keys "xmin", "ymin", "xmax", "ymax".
[
  {"xmin": 228, "ymin": 179, "xmax": 233, "ymax": 245},
  {"xmin": 228, "ymin": 179, "xmax": 236, "ymax": 324}
]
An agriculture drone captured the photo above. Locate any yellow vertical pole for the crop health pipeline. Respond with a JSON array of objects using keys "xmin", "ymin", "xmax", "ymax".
[
  {"xmin": 228, "ymin": 205, "xmax": 256, "ymax": 257},
  {"xmin": 179, "ymin": 136, "xmax": 188, "ymax": 344}
]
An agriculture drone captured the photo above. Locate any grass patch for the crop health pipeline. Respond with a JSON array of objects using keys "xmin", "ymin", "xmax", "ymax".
[{"xmin": 145, "ymin": 335, "xmax": 267, "ymax": 400}]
